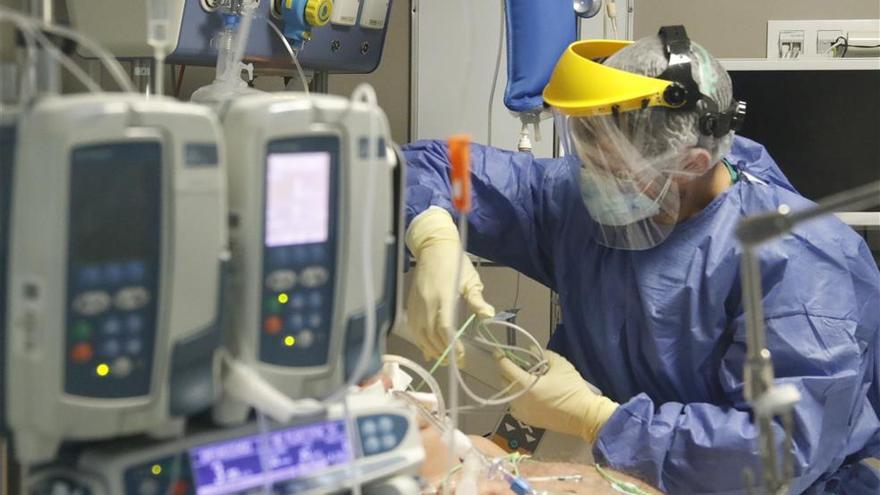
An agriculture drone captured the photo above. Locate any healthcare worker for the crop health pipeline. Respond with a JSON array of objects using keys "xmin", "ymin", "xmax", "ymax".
[{"xmin": 403, "ymin": 26, "xmax": 880, "ymax": 494}]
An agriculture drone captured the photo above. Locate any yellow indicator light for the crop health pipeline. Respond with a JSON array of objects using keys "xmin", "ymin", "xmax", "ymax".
[
  {"xmin": 96, "ymin": 363, "xmax": 110, "ymax": 377},
  {"xmin": 284, "ymin": 336, "xmax": 296, "ymax": 347},
  {"xmin": 278, "ymin": 293, "xmax": 289, "ymax": 304},
  {"xmin": 151, "ymin": 464, "xmax": 162, "ymax": 476}
]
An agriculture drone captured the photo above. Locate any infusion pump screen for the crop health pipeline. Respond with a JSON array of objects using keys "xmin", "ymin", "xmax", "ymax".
[
  {"xmin": 265, "ymin": 151, "xmax": 331, "ymax": 247},
  {"xmin": 188, "ymin": 419, "xmax": 353, "ymax": 495}
]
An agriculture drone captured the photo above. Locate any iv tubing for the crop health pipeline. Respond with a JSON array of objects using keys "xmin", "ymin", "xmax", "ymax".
[
  {"xmin": 487, "ymin": 0, "xmax": 504, "ymax": 146},
  {"xmin": 0, "ymin": 7, "xmax": 134, "ymax": 92},
  {"xmin": 384, "ymin": 354, "xmax": 447, "ymax": 419},
  {"xmin": 326, "ymin": 83, "xmax": 381, "ymax": 403},
  {"xmin": 0, "ymin": 11, "xmax": 100, "ymax": 95},
  {"xmin": 266, "ymin": 20, "xmax": 310, "ymax": 96},
  {"xmin": 30, "ymin": 26, "xmax": 100, "ymax": 92}
]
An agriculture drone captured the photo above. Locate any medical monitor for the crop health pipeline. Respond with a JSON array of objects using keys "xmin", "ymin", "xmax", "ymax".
[
  {"xmin": 188, "ymin": 419, "xmax": 353, "ymax": 495},
  {"xmin": 722, "ymin": 59, "xmax": 879, "ymax": 211}
]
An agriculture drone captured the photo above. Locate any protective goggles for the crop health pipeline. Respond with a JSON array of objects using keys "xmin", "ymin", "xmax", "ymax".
[{"xmin": 543, "ymin": 25, "xmax": 746, "ymax": 138}]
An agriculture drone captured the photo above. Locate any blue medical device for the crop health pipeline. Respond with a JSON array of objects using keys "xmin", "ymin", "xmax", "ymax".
[{"xmin": 67, "ymin": 0, "xmax": 393, "ymax": 73}]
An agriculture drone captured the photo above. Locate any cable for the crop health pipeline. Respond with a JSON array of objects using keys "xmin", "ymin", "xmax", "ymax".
[
  {"xmin": 0, "ymin": 7, "xmax": 134, "ymax": 93},
  {"xmin": 231, "ymin": 1, "xmax": 256, "ymax": 81},
  {"xmin": 342, "ymin": 395, "xmax": 364, "ymax": 495},
  {"xmin": 831, "ymin": 36, "xmax": 850, "ymax": 58},
  {"xmin": 487, "ymin": 0, "xmax": 504, "ymax": 146},
  {"xmin": 30, "ymin": 25, "xmax": 101, "ymax": 93},
  {"xmin": 453, "ymin": 317, "xmax": 548, "ymax": 406},
  {"xmin": 255, "ymin": 411, "xmax": 275, "ymax": 494},
  {"xmin": 1, "ymin": 14, "xmax": 99, "ymax": 96},
  {"xmin": 14, "ymin": 16, "xmax": 38, "ymax": 103},
  {"xmin": 440, "ymin": 214, "xmax": 548, "ymax": 411},
  {"xmin": 266, "ymin": 19, "xmax": 310, "ymax": 96},
  {"xmin": 174, "ymin": 65, "xmax": 186, "ymax": 97},
  {"xmin": 595, "ymin": 464, "xmax": 653, "ymax": 495},
  {"xmin": 384, "ymin": 354, "xmax": 447, "ymax": 419},
  {"xmin": 606, "ymin": 1, "xmax": 619, "ymax": 40},
  {"xmin": 831, "ymin": 35, "xmax": 880, "ymax": 55},
  {"xmin": 469, "ymin": 337, "xmax": 541, "ymax": 367}
]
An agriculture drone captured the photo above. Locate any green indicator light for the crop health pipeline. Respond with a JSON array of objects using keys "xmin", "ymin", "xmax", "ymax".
[
  {"xmin": 72, "ymin": 321, "xmax": 92, "ymax": 340},
  {"xmin": 264, "ymin": 298, "xmax": 281, "ymax": 314}
]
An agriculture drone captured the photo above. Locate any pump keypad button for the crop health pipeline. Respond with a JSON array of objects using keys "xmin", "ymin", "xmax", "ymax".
[
  {"xmin": 70, "ymin": 342, "xmax": 94, "ymax": 364},
  {"xmin": 266, "ymin": 270, "xmax": 297, "ymax": 291},
  {"xmin": 66, "ymin": 267, "xmax": 155, "ymax": 396},
  {"xmin": 296, "ymin": 330, "xmax": 315, "ymax": 348},
  {"xmin": 114, "ymin": 286, "xmax": 151, "ymax": 311},
  {"xmin": 72, "ymin": 321, "xmax": 92, "ymax": 340},
  {"xmin": 126, "ymin": 314, "xmax": 145, "ymax": 334},
  {"xmin": 102, "ymin": 317, "xmax": 122, "ymax": 336},
  {"xmin": 300, "ymin": 266, "xmax": 329, "ymax": 288},
  {"xmin": 72, "ymin": 291, "xmax": 112, "ymax": 316},
  {"xmin": 358, "ymin": 414, "xmax": 409, "ymax": 456},
  {"xmin": 100, "ymin": 339, "xmax": 121, "ymax": 358},
  {"xmin": 264, "ymin": 316, "xmax": 283, "ymax": 335}
]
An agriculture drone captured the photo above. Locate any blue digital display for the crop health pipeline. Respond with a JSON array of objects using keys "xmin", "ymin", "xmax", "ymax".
[{"xmin": 188, "ymin": 420, "xmax": 353, "ymax": 495}]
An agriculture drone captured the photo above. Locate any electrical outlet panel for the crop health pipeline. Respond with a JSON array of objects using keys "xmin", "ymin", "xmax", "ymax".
[
  {"xmin": 767, "ymin": 19, "xmax": 880, "ymax": 58},
  {"xmin": 816, "ymin": 30, "xmax": 844, "ymax": 56},
  {"xmin": 778, "ymin": 30, "xmax": 805, "ymax": 58}
]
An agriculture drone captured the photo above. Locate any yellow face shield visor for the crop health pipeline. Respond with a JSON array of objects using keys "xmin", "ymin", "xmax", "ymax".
[{"xmin": 543, "ymin": 40, "xmax": 692, "ymax": 118}]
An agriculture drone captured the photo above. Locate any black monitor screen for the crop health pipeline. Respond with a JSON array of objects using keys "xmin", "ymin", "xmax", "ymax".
[
  {"xmin": 69, "ymin": 142, "xmax": 162, "ymax": 263},
  {"xmin": 728, "ymin": 68, "xmax": 880, "ymax": 203}
]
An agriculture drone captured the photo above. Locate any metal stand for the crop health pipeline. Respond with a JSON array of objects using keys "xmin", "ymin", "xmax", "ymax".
[{"xmin": 736, "ymin": 180, "xmax": 880, "ymax": 494}]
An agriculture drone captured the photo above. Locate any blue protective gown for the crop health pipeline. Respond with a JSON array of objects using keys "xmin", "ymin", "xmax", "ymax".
[{"xmin": 403, "ymin": 136, "xmax": 880, "ymax": 494}]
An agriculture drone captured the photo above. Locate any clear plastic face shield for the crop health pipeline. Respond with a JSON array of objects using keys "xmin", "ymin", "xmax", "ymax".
[
  {"xmin": 556, "ymin": 110, "xmax": 686, "ymax": 250},
  {"xmin": 545, "ymin": 26, "xmax": 746, "ymax": 250}
]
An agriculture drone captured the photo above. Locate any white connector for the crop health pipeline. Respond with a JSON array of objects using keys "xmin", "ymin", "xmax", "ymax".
[
  {"xmin": 817, "ymin": 30, "xmax": 844, "ymax": 57},
  {"xmin": 778, "ymin": 30, "xmax": 805, "ymax": 58}
]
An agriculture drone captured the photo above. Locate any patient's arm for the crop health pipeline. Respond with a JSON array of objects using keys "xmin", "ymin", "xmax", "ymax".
[{"xmin": 512, "ymin": 457, "xmax": 661, "ymax": 495}]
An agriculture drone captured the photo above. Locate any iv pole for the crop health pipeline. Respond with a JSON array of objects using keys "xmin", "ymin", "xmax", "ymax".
[{"xmin": 736, "ymin": 179, "xmax": 880, "ymax": 494}]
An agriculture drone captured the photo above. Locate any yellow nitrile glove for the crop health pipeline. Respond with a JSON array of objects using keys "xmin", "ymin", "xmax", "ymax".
[
  {"xmin": 405, "ymin": 207, "xmax": 495, "ymax": 362},
  {"xmin": 498, "ymin": 350, "xmax": 619, "ymax": 443}
]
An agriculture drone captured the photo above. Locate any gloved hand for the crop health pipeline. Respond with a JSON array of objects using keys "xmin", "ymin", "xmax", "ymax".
[
  {"xmin": 406, "ymin": 207, "xmax": 495, "ymax": 362},
  {"xmin": 498, "ymin": 350, "xmax": 619, "ymax": 443}
]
